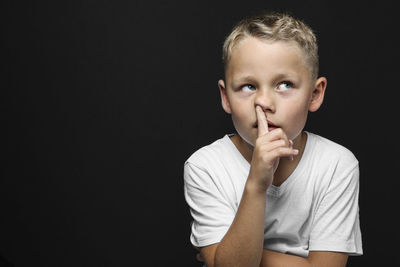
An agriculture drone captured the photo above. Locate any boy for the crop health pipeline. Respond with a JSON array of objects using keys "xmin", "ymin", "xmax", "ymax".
[{"xmin": 184, "ymin": 12, "xmax": 362, "ymax": 267}]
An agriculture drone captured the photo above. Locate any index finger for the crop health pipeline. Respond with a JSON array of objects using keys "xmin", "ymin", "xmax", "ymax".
[{"xmin": 256, "ymin": 105, "xmax": 269, "ymax": 137}]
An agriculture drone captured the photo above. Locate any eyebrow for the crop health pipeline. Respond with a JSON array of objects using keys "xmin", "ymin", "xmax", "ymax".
[
  {"xmin": 230, "ymin": 75, "xmax": 257, "ymax": 87},
  {"xmin": 271, "ymin": 73, "xmax": 298, "ymax": 84}
]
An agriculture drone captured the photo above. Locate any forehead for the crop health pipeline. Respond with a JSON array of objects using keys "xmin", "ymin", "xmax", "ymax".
[{"xmin": 226, "ymin": 37, "xmax": 311, "ymax": 80}]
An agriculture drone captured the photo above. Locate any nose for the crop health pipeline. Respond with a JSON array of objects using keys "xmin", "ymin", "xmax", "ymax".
[{"xmin": 254, "ymin": 88, "xmax": 275, "ymax": 113}]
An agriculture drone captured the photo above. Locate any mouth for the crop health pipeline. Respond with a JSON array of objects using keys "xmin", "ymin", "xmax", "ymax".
[{"xmin": 253, "ymin": 121, "xmax": 279, "ymax": 131}]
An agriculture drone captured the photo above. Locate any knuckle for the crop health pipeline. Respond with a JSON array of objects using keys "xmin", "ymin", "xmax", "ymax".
[
  {"xmin": 285, "ymin": 139, "xmax": 290, "ymax": 146},
  {"xmin": 278, "ymin": 128, "xmax": 288, "ymax": 139}
]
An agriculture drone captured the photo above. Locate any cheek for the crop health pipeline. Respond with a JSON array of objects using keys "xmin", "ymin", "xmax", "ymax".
[
  {"xmin": 229, "ymin": 102, "xmax": 256, "ymax": 143},
  {"xmin": 286, "ymin": 92, "xmax": 310, "ymax": 117},
  {"xmin": 230, "ymin": 99, "xmax": 251, "ymax": 120},
  {"xmin": 230, "ymin": 107, "xmax": 248, "ymax": 128},
  {"xmin": 283, "ymin": 101, "xmax": 309, "ymax": 136}
]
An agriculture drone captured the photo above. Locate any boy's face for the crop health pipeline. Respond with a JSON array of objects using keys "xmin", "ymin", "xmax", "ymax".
[{"xmin": 219, "ymin": 37, "xmax": 326, "ymax": 147}]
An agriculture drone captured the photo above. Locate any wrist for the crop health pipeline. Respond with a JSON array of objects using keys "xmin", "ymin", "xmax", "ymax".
[{"xmin": 245, "ymin": 175, "xmax": 270, "ymax": 196}]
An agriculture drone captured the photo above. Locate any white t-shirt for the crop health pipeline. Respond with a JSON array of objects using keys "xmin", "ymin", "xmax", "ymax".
[{"xmin": 184, "ymin": 132, "xmax": 362, "ymax": 257}]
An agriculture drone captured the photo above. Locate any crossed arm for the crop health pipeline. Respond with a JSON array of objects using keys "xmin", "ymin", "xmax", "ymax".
[
  {"xmin": 195, "ymin": 183, "xmax": 348, "ymax": 267},
  {"xmin": 198, "ymin": 244, "xmax": 348, "ymax": 267},
  {"xmin": 199, "ymin": 244, "xmax": 348, "ymax": 267}
]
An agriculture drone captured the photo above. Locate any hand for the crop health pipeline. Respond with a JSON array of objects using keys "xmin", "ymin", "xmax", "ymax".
[
  {"xmin": 196, "ymin": 252, "xmax": 204, "ymax": 263},
  {"xmin": 247, "ymin": 106, "xmax": 298, "ymax": 192}
]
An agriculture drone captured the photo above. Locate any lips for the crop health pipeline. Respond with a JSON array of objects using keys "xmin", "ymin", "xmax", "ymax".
[{"xmin": 253, "ymin": 121, "xmax": 279, "ymax": 131}]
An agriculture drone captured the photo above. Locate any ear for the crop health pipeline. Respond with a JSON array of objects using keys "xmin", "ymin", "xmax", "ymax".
[
  {"xmin": 218, "ymin": 79, "xmax": 232, "ymax": 114},
  {"xmin": 308, "ymin": 77, "xmax": 327, "ymax": 112}
]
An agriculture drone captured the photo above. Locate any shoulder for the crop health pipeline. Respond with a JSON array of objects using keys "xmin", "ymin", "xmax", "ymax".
[
  {"xmin": 303, "ymin": 132, "xmax": 359, "ymax": 189},
  {"xmin": 306, "ymin": 132, "xmax": 358, "ymax": 171},
  {"xmin": 184, "ymin": 135, "xmax": 231, "ymax": 182},
  {"xmin": 185, "ymin": 135, "xmax": 233, "ymax": 169},
  {"xmin": 184, "ymin": 134, "xmax": 244, "ymax": 189}
]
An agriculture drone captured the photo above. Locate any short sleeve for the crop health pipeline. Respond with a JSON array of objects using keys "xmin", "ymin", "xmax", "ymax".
[
  {"xmin": 184, "ymin": 162, "xmax": 235, "ymax": 247},
  {"xmin": 309, "ymin": 163, "xmax": 363, "ymax": 255}
]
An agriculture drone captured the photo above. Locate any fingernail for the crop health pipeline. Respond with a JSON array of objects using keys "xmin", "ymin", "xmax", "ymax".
[{"xmin": 293, "ymin": 149, "xmax": 299, "ymax": 154}]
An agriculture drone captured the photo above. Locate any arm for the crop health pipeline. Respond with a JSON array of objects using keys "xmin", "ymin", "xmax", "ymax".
[
  {"xmin": 198, "ymin": 178, "xmax": 268, "ymax": 267},
  {"xmin": 198, "ymin": 106, "xmax": 298, "ymax": 267},
  {"xmin": 198, "ymin": 247, "xmax": 348, "ymax": 267},
  {"xmin": 260, "ymin": 250, "xmax": 348, "ymax": 267}
]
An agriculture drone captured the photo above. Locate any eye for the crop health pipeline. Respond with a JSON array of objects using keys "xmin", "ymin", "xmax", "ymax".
[
  {"xmin": 241, "ymin": 84, "xmax": 256, "ymax": 92},
  {"xmin": 277, "ymin": 81, "xmax": 293, "ymax": 91}
]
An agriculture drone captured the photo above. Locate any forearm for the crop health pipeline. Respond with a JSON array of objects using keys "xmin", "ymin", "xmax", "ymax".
[
  {"xmin": 207, "ymin": 117, "xmax": 298, "ymax": 267},
  {"xmin": 260, "ymin": 249, "xmax": 348, "ymax": 267},
  {"xmin": 214, "ymin": 179, "xmax": 267, "ymax": 267},
  {"xmin": 260, "ymin": 249, "xmax": 311, "ymax": 267}
]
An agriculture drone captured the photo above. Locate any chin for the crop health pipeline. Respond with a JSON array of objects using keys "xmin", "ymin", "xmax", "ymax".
[{"xmin": 236, "ymin": 131, "xmax": 256, "ymax": 147}]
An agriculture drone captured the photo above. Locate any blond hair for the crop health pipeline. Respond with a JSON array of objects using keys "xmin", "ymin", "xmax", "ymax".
[{"xmin": 222, "ymin": 12, "xmax": 319, "ymax": 80}]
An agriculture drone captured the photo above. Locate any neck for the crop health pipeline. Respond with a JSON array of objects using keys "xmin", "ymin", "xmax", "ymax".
[{"xmin": 230, "ymin": 135, "xmax": 253, "ymax": 163}]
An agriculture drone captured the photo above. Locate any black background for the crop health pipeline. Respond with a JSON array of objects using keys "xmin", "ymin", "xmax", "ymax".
[{"xmin": 2, "ymin": 0, "xmax": 399, "ymax": 266}]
